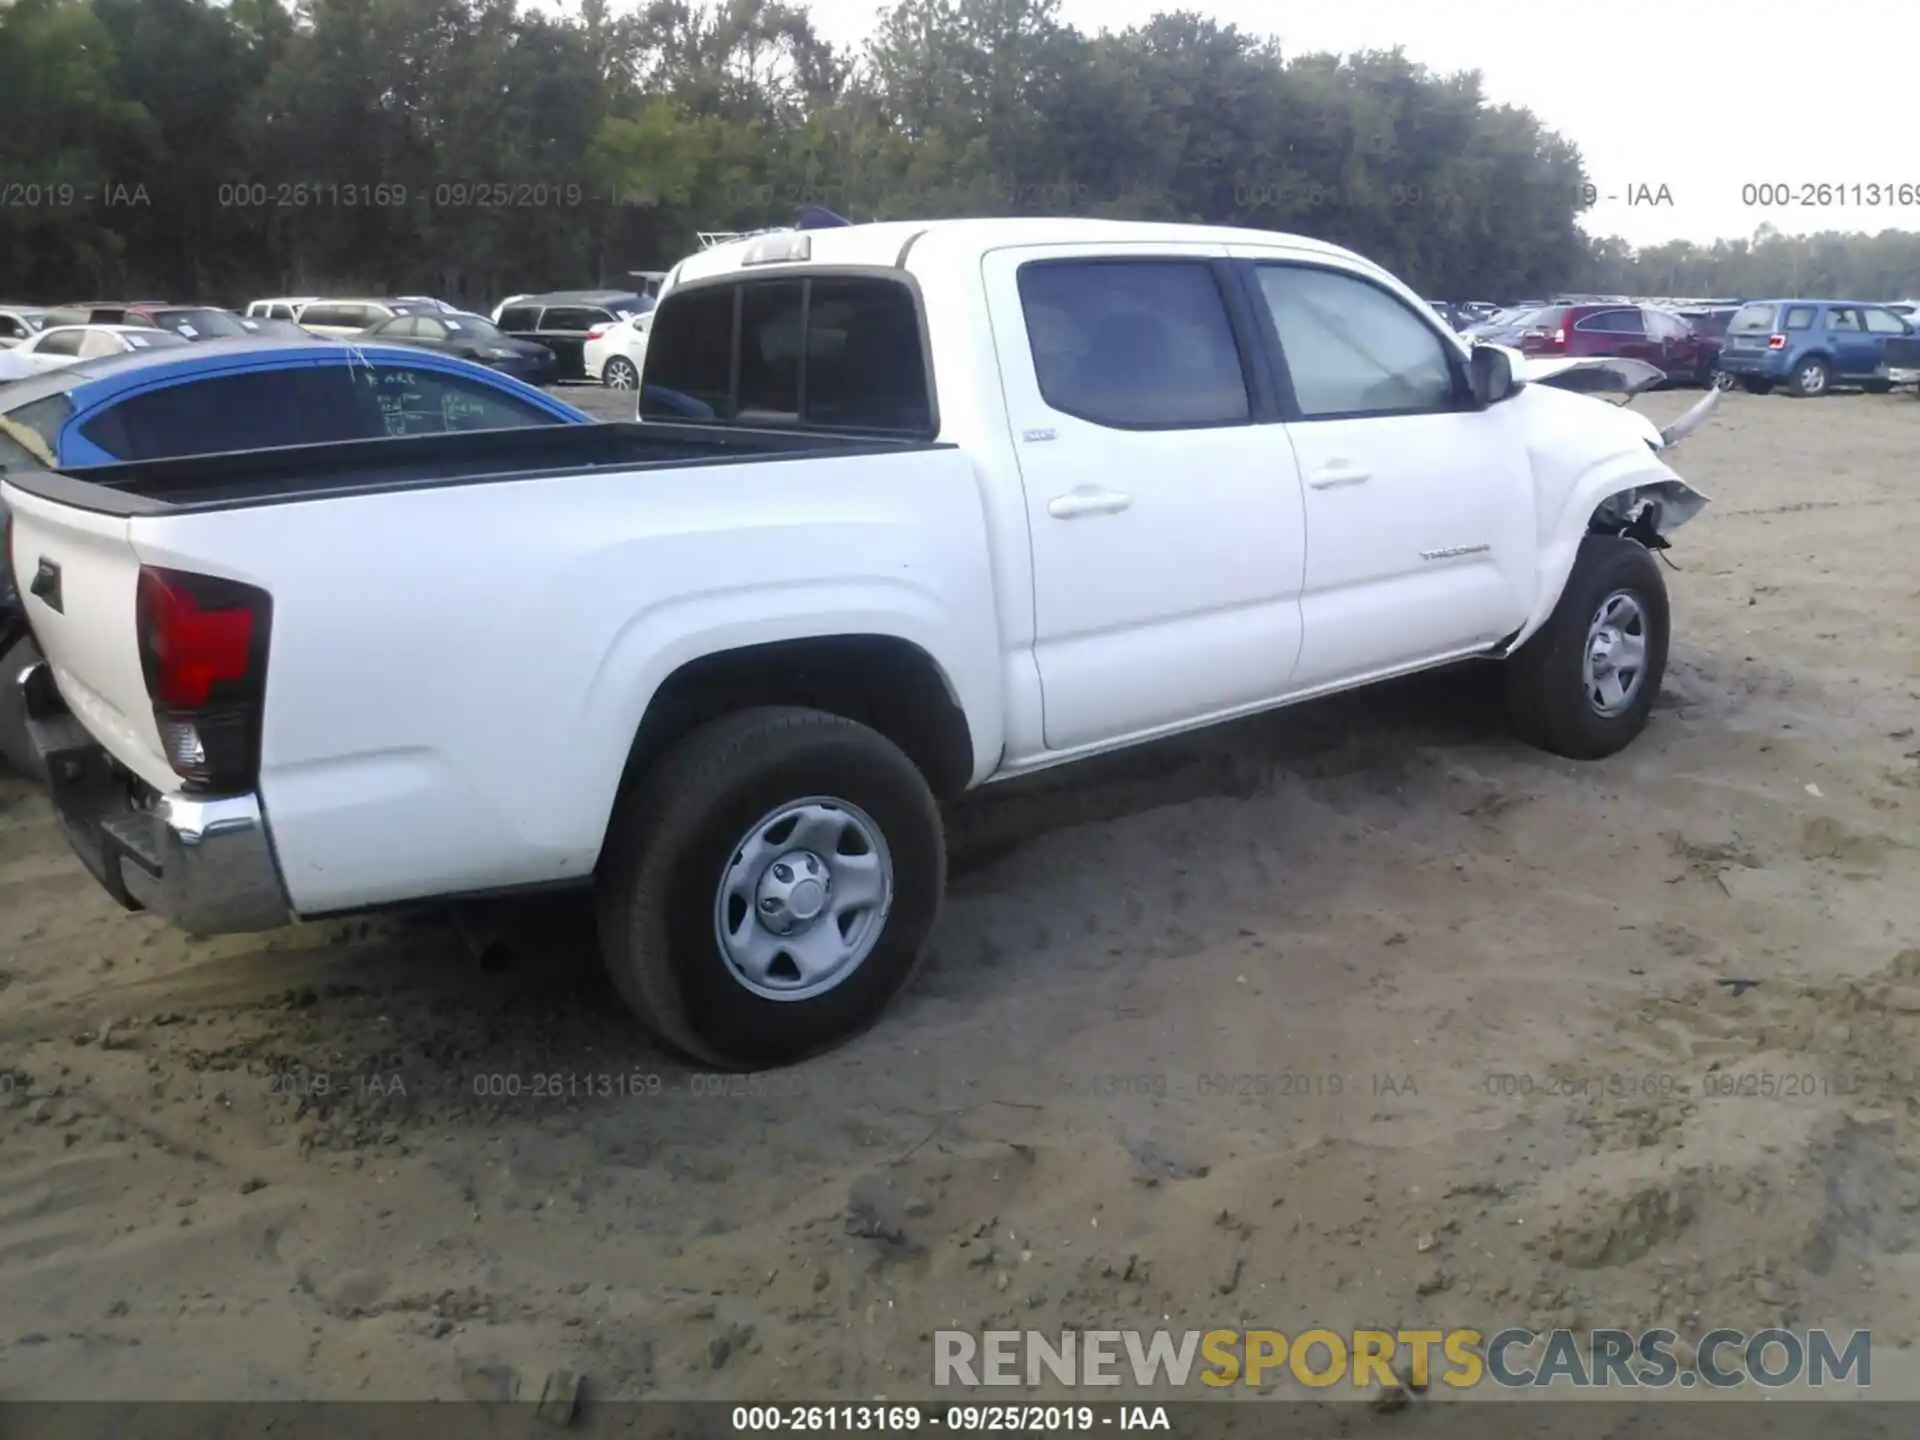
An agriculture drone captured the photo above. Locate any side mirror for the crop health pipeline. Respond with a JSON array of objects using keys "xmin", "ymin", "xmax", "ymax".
[{"xmin": 1468, "ymin": 343, "xmax": 1516, "ymax": 406}]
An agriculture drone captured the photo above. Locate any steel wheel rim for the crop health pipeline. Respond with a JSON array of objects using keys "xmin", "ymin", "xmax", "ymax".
[
  {"xmin": 712, "ymin": 797, "xmax": 894, "ymax": 1002},
  {"xmin": 605, "ymin": 358, "xmax": 637, "ymax": 389},
  {"xmin": 1583, "ymin": 589, "xmax": 1649, "ymax": 717}
]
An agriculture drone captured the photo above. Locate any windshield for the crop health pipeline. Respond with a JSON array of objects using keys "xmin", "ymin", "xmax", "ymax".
[
  {"xmin": 1728, "ymin": 303, "xmax": 1779, "ymax": 334},
  {"xmin": 154, "ymin": 309, "xmax": 248, "ymax": 339},
  {"xmin": 442, "ymin": 313, "xmax": 504, "ymax": 340}
]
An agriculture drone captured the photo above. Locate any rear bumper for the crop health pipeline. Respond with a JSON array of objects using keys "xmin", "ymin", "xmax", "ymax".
[
  {"xmin": 21, "ymin": 660, "xmax": 290, "ymax": 935},
  {"xmin": 1715, "ymin": 351, "xmax": 1786, "ymax": 377}
]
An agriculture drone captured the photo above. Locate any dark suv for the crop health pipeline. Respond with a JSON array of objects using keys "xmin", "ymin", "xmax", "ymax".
[{"xmin": 493, "ymin": 290, "xmax": 652, "ymax": 381}]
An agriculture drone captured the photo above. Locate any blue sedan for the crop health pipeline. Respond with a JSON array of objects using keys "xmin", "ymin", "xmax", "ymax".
[{"xmin": 0, "ymin": 338, "xmax": 592, "ymax": 772}]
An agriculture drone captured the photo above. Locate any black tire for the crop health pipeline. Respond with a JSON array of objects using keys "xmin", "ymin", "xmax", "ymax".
[
  {"xmin": 1741, "ymin": 377, "xmax": 1774, "ymax": 395},
  {"xmin": 0, "ymin": 636, "xmax": 43, "ymax": 781},
  {"xmin": 602, "ymin": 356, "xmax": 638, "ymax": 390},
  {"xmin": 1787, "ymin": 356, "xmax": 1831, "ymax": 397},
  {"xmin": 596, "ymin": 706, "xmax": 945, "ymax": 1069},
  {"xmin": 1505, "ymin": 535, "xmax": 1669, "ymax": 761}
]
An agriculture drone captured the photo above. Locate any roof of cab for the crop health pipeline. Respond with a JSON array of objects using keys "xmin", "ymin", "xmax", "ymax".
[{"xmin": 667, "ymin": 217, "xmax": 1374, "ymax": 288}]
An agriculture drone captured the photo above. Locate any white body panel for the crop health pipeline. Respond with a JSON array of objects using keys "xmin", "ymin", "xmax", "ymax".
[
  {"xmin": 583, "ymin": 314, "xmax": 651, "ymax": 384},
  {"xmin": 5, "ymin": 216, "xmax": 1710, "ymax": 921}
]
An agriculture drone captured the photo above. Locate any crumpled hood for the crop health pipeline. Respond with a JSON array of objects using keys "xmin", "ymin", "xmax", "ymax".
[{"xmin": 1490, "ymin": 345, "xmax": 1723, "ymax": 454}]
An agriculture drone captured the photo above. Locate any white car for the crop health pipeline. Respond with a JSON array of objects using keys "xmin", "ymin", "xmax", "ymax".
[
  {"xmin": 583, "ymin": 312, "xmax": 652, "ymax": 388},
  {"xmin": 6, "ymin": 216, "xmax": 1718, "ymax": 1070},
  {"xmin": 0, "ymin": 323, "xmax": 189, "ymax": 379},
  {"xmin": 296, "ymin": 299, "xmax": 416, "ymax": 338},
  {"xmin": 244, "ymin": 296, "xmax": 320, "ymax": 322},
  {"xmin": 0, "ymin": 306, "xmax": 52, "ymax": 349}
]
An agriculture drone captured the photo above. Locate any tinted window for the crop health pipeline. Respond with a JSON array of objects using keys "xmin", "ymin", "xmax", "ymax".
[
  {"xmin": 340, "ymin": 363, "xmax": 562, "ymax": 437},
  {"xmin": 1020, "ymin": 260, "xmax": 1249, "ymax": 427},
  {"xmin": 1255, "ymin": 264, "xmax": 1455, "ymax": 419},
  {"xmin": 371, "ymin": 315, "xmax": 418, "ymax": 338},
  {"xmin": 1784, "ymin": 306, "xmax": 1816, "ymax": 331},
  {"xmin": 733, "ymin": 282, "xmax": 802, "ymax": 422},
  {"xmin": 1865, "ymin": 307, "xmax": 1909, "ymax": 334},
  {"xmin": 539, "ymin": 306, "xmax": 606, "ymax": 332},
  {"xmin": 35, "ymin": 330, "xmax": 84, "ymax": 356},
  {"xmin": 299, "ymin": 304, "xmax": 347, "ymax": 329},
  {"xmin": 79, "ymin": 368, "xmax": 364, "ymax": 459},
  {"xmin": 802, "ymin": 277, "xmax": 932, "ymax": 433},
  {"xmin": 414, "ymin": 317, "xmax": 450, "ymax": 340},
  {"xmin": 641, "ymin": 286, "xmax": 736, "ymax": 416},
  {"xmin": 0, "ymin": 315, "xmax": 28, "ymax": 341},
  {"xmin": 0, "ymin": 394, "xmax": 74, "ymax": 470},
  {"xmin": 1579, "ymin": 308, "xmax": 1643, "ymax": 335},
  {"xmin": 269, "ymin": 303, "xmax": 296, "ymax": 321},
  {"xmin": 497, "ymin": 306, "xmax": 540, "ymax": 331}
]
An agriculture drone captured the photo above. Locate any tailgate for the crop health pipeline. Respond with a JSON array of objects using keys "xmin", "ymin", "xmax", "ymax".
[{"xmin": 4, "ymin": 482, "xmax": 178, "ymax": 791}]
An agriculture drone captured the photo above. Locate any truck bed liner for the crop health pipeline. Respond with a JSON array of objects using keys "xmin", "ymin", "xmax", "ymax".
[{"xmin": 2, "ymin": 420, "xmax": 947, "ymax": 517}]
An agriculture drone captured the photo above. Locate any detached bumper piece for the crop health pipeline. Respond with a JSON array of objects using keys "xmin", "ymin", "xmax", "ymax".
[{"xmin": 20, "ymin": 660, "xmax": 290, "ymax": 935}]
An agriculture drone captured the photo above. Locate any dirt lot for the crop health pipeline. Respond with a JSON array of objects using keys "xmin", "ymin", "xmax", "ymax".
[{"xmin": 2, "ymin": 386, "xmax": 1918, "ymax": 1411}]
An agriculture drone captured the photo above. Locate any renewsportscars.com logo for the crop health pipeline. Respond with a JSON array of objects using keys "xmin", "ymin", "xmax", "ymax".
[{"xmin": 933, "ymin": 1327, "xmax": 1872, "ymax": 1390}]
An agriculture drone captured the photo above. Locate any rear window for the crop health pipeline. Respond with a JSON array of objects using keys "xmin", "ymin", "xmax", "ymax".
[
  {"xmin": 0, "ymin": 393, "xmax": 75, "ymax": 471},
  {"xmin": 497, "ymin": 306, "xmax": 540, "ymax": 331},
  {"xmin": 1726, "ymin": 304, "xmax": 1777, "ymax": 334},
  {"xmin": 539, "ymin": 307, "xmax": 608, "ymax": 332},
  {"xmin": 641, "ymin": 275, "xmax": 933, "ymax": 434}
]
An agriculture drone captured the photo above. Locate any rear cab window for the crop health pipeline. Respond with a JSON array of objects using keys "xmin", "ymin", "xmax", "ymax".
[{"xmin": 641, "ymin": 274, "xmax": 934, "ymax": 434}]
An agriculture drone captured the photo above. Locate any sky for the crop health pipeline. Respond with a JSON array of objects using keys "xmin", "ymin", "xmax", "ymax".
[{"xmin": 779, "ymin": 0, "xmax": 1918, "ymax": 248}]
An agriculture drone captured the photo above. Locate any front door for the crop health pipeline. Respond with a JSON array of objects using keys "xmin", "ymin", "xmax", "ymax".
[
  {"xmin": 982, "ymin": 245, "xmax": 1308, "ymax": 754},
  {"xmin": 1823, "ymin": 306, "xmax": 1878, "ymax": 378},
  {"xmin": 1235, "ymin": 256, "xmax": 1537, "ymax": 689}
]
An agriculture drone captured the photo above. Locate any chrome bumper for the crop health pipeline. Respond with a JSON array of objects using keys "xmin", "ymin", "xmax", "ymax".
[{"xmin": 20, "ymin": 660, "xmax": 290, "ymax": 935}]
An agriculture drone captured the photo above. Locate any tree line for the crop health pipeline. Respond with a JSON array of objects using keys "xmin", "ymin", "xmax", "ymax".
[{"xmin": 1, "ymin": 0, "xmax": 1915, "ymax": 308}]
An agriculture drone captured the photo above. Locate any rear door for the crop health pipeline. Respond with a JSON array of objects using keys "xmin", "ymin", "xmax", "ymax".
[
  {"xmin": 535, "ymin": 306, "xmax": 606, "ymax": 379},
  {"xmin": 981, "ymin": 243, "xmax": 1309, "ymax": 752}
]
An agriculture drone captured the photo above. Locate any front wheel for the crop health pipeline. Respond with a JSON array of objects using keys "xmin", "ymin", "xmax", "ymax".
[
  {"xmin": 602, "ymin": 356, "xmax": 639, "ymax": 390},
  {"xmin": 596, "ymin": 707, "xmax": 945, "ymax": 1069},
  {"xmin": 1504, "ymin": 535, "xmax": 1670, "ymax": 761}
]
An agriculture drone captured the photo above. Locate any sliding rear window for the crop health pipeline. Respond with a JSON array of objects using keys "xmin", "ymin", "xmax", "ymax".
[{"xmin": 641, "ymin": 274, "xmax": 934, "ymax": 435}]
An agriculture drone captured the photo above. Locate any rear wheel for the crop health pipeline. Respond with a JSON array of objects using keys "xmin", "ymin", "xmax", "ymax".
[
  {"xmin": 1787, "ymin": 356, "xmax": 1831, "ymax": 397},
  {"xmin": 596, "ymin": 707, "xmax": 945, "ymax": 1069},
  {"xmin": 1505, "ymin": 535, "xmax": 1670, "ymax": 761},
  {"xmin": 602, "ymin": 356, "xmax": 639, "ymax": 390}
]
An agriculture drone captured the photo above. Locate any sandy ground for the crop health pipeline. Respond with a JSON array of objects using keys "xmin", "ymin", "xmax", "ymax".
[{"xmin": 2, "ymin": 384, "xmax": 1919, "ymax": 1415}]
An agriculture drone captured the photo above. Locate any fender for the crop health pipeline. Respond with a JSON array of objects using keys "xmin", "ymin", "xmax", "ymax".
[
  {"xmin": 1494, "ymin": 359, "xmax": 1714, "ymax": 652},
  {"xmin": 567, "ymin": 578, "xmax": 1004, "ymax": 845}
]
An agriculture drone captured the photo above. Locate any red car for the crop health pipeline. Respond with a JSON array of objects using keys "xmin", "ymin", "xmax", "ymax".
[{"xmin": 1512, "ymin": 303, "xmax": 1717, "ymax": 386}]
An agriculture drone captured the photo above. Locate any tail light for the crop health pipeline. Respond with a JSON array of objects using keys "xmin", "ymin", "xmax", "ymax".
[
  {"xmin": 1767, "ymin": 333, "xmax": 1787, "ymax": 350},
  {"xmin": 135, "ymin": 566, "xmax": 272, "ymax": 793},
  {"xmin": 586, "ymin": 324, "xmax": 610, "ymax": 340},
  {"xmin": 1550, "ymin": 327, "xmax": 1566, "ymax": 346}
]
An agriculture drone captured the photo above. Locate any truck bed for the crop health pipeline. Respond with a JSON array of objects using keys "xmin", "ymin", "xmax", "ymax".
[{"xmin": 2, "ymin": 420, "xmax": 947, "ymax": 517}]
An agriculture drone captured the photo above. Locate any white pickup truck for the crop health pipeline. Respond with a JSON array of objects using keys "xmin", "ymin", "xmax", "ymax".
[{"xmin": 4, "ymin": 218, "xmax": 1719, "ymax": 1069}]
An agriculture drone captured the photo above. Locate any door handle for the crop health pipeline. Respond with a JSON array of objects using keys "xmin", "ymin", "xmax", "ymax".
[
  {"xmin": 1047, "ymin": 487, "xmax": 1133, "ymax": 518},
  {"xmin": 1305, "ymin": 462, "xmax": 1371, "ymax": 489}
]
